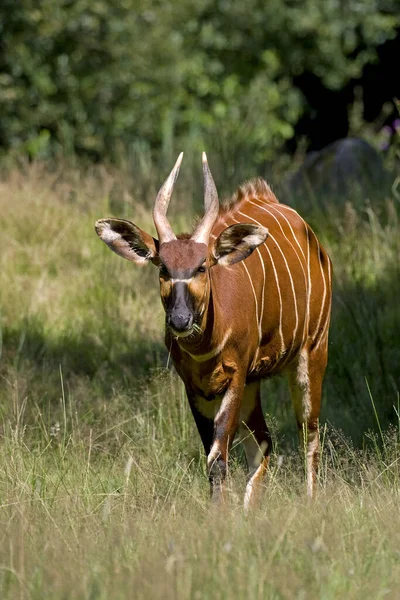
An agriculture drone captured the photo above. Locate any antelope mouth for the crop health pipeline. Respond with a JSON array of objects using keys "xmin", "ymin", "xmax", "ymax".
[
  {"xmin": 172, "ymin": 327, "xmax": 195, "ymax": 338},
  {"xmin": 168, "ymin": 319, "xmax": 202, "ymax": 339},
  {"xmin": 166, "ymin": 310, "xmax": 195, "ymax": 337}
]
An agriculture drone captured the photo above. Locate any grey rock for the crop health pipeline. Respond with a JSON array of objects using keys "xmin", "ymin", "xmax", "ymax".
[{"xmin": 282, "ymin": 138, "xmax": 390, "ymax": 209}]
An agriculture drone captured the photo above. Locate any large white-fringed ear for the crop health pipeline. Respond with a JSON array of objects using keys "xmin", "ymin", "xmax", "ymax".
[
  {"xmin": 213, "ymin": 223, "xmax": 268, "ymax": 266},
  {"xmin": 95, "ymin": 218, "xmax": 159, "ymax": 266}
]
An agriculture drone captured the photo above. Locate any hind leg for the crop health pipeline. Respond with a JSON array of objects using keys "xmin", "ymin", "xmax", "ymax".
[
  {"xmin": 286, "ymin": 345, "xmax": 327, "ymax": 497},
  {"xmin": 239, "ymin": 382, "xmax": 272, "ymax": 510}
]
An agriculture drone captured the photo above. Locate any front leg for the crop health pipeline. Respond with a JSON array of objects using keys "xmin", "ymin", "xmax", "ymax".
[
  {"xmin": 206, "ymin": 378, "xmax": 245, "ymax": 503},
  {"xmin": 186, "ymin": 391, "xmax": 214, "ymax": 457}
]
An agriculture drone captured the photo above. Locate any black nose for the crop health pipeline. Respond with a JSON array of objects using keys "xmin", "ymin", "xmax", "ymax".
[{"xmin": 168, "ymin": 313, "xmax": 193, "ymax": 332}]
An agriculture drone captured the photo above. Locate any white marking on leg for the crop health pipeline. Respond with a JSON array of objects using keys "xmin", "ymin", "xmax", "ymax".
[
  {"xmin": 207, "ymin": 440, "xmax": 222, "ymax": 471},
  {"xmin": 300, "ymin": 428, "xmax": 319, "ymax": 498},
  {"xmin": 287, "ymin": 350, "xmax": 318, "ymax": 497},
  {"xmin": 287, "ymin": 348, "xmax": 312, "ymax": 435},
  {"xmin": 244, "ymin": 455, "xmax": 269, "ymax": 511},
  {"xmin": 214, "ymin": 386, "xmax": 237, "ymax": 422},
  {"xmin": 239, "ymin": 397, "xmax": 270, "ymax": 511},
  {"xmin": 296, "ymin": 349, "xmax": 311, "ymax": 419},
  {"xmin": 270, "ymin": 204, "xmax": 317, "ymax": 342},
  {"xmin": 207, "ymin": 383, "xmax": 240, "ymax": 502}
]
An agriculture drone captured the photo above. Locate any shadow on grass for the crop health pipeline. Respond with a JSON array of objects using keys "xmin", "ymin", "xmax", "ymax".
[{"xmin": 1, "ymin": 316, "xmax": 167, "ymax": 397}]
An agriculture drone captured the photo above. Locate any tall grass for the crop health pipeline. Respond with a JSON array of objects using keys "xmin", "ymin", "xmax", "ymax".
[{"xmin": 0, "ymin": 160, "xmax": 399, "ymax": 598}]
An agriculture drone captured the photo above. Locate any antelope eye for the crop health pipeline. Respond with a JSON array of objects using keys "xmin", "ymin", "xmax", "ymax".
[
  {"xmin": 197, "ymin": 265, "xmax": 206, "ymax": 274},
  {"xmin": 159, "ymin": 265, "xmax": 169, "ymax": 278}
]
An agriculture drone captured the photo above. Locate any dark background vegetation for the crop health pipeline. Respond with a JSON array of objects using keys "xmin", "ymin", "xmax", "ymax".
[{"xmin": 1, "ymin": 0, "xmax": 399, "ymax": 166}]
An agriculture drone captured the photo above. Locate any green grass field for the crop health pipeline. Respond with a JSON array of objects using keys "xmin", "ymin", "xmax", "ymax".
[{"xmin": 0, "ymin": 162, "xmax": 399, "ymax": 599}]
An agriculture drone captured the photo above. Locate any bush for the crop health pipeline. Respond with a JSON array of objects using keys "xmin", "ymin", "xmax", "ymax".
[{"xmin": 0, "ymin": 0, "xmax": 399, "ymax": 164}]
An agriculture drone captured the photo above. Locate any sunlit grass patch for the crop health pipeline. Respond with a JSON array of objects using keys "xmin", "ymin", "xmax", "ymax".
[{"xmin": 0, "ymin": 410, "xmax": 399, "ymax": 599}]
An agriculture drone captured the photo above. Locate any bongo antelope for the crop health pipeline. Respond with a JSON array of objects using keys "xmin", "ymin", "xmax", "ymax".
[{"xmin": 95, "ymin": 153, "xmax": 332, "ymax": 508}]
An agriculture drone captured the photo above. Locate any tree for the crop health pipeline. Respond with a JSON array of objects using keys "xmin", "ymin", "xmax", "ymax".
[{"xmin": 0, "ymin": 0, "xmax": 398, "ymax": 164}]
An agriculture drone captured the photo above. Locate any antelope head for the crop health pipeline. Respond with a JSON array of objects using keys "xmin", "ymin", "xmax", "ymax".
[{"xmin": 95, "ymin": 153, "xmax": 268, "ymax": 337}]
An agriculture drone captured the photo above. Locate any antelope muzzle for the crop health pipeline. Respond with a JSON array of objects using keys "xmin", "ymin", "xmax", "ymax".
[{"xmin": 166, "ymin": 282, "xmax": 195, "ymax": 335}]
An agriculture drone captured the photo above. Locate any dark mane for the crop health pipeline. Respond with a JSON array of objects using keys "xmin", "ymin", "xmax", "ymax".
[
  {"xmin": 188, "ymin": 178, "xmax": 278, "ymax": 236},
  {"xmin": 220, "ymin": 177, "xmax": 278, "ymax": 215}
]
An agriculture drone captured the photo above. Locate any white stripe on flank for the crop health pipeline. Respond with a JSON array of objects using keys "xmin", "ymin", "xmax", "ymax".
[
  {"xmin": 271, "ymin": 201, "xmax": 314, "ymax": 328},
  {"xmin": 305, "ymin": 226, "xmax": 312, "ymax": 338},
  {"xmin": 239, "ymin": 210, "xmax": 298, "ymax": 355},
  {"xmin": 272, "ymin": 203, "xmax": 303, "ymax": 219},
  {"xmin": 258, "ymin": 203, "xmax": 308, "ymax": 346},
  {"xmin": 314, "ymin": 313, "xmax": 330, "ymax": 351},
  {"xmin": 257, "ymin": 251, "xmax": 266, "ymax": 338},
  {"xmin": 312, "ymin": 233, "xmax": 327, "ymax": 342},
  {"xmin": 254, "ymin": 200, "xmax": 306, "ymax": 261},
  {"xmin": 233, "ymin": 211, "xmax": 284, "ymax": 354},
  {"xmin": 222, "ymin": 218, "xmax": 261, "ymax": 344},
  {"xmin": 241, "ymin": 260, "xmax": 262, "ymax": 344},
  {"xmin": 261, "ymin": 241, "xmax": 285, "ymax": 354},
  {"xmin": 314, "ymin": 293, "xmax": 331, "ymax": 351},
  {"xmin": 248, "ymin": 200, "xmax": 307, "ymax": 287},
  {"xmin": 327, "ymin": 253, "xmax": 332, "ymax": 287},
  {"xmin": 182, "ymin": 327, "xmax": 232, "ymax": 362}
]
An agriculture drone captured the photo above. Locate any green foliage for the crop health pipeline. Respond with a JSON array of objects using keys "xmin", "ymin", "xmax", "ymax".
[{"xmin": 0, "ymin": 0, "xmax": 398, "ymax": 163}]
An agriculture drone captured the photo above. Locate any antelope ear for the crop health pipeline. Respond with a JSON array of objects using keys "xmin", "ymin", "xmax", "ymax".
[
  {"xmin": 95, "ymin": 218, "xmax": 159, "ymax": 266},
  {"xmin": 213, "ymin": 223, "xmax": 268, "ymax": 266}
]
